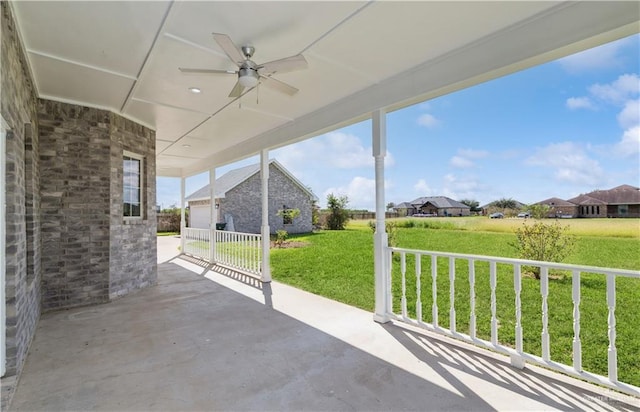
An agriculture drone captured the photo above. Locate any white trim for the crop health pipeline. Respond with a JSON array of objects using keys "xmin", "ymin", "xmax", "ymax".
[
  {"xmin": 1, "ymin": 115, "xmax": 7, "ymax": 377},
  {"xmin": 123, "ymin": 150, "xmax": 144, "ymax": 220}
]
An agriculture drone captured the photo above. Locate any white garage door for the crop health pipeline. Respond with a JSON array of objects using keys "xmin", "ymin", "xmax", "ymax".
[{"xmin": 189, "ymin": 205, "xmax": 210, "ymax": 229}]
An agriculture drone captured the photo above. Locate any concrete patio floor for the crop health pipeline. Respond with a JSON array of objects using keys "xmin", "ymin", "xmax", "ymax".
[{"xmin": 8, "ymin": 237, "xmax": 639, "ymax": 411}]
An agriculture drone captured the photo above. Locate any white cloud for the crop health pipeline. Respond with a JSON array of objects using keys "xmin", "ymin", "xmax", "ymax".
[
  {"xmin": 413, "ymin": 178, "xmax": 433, "ymax": 195},
  {"xmin": 526, "ymin": 142, "xmax": 604, "ymax": 186},
  {"xmin": 441, "ymin": 173, "xmax": 482, "ymax": 201},
  {"xmin": 449, "ymin": 148, "xmax": 489, "ymax": 168},
  {"xmin": 614, "ymin": 126, "xmax": 640, "ymax": 157},
  {"xmin": 458, "ymin": 148, "xmax": 489, "ymax": 159},
  {"xmin": 274, "ymin": 131, "xmax": 395, "ymax": 172},
  {"xmin": 617, "ymin": 99, "xmax": 640, "ymax": 129},
  {"xmin": 558, "ymin": 38, "xmax": 632, "ymax": 73},
  {"xmin": 588, "ymin": 73, "xmax": 640, "ymax": 105},
  {"xmin": 417, "ymin": 113, "xmax": 440, "ymax": 128},
  {"xmin": 450, "ymin": 156, "xmax": 474, "ymax": 168},
  {"xmin": 323, "ymin": 176, "xmax": 378, "ymax": 210},
  {"xmin": 566, "ymin": 96, "xmax": 595, "ymax": 110}
]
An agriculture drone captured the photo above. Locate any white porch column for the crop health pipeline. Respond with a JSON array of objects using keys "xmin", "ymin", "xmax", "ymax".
[
  {"xmin": 373, "ymin": 109, "xmax": 391, "ymax": 323},
  {"xmin": 260, "ymin": 149, "xmax": 272, "ymax": 282},
  {"xmin": 209, "ymin": 167, "xmax": 216, "ymax": 263},
  {"xmin": 180, "ymin": 176, "xmax": 186, "ymax": 254}
]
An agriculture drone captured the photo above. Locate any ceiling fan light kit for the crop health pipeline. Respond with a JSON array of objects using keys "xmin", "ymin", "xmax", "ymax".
[{"xmin": 179, "ymin": 33, "xmax": 307, "ymax": 100}]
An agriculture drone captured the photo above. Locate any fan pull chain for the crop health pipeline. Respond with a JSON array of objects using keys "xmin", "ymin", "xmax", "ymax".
[{"xmin": 256, "ymin": 83, "xmax": 260, "ymax": 105}]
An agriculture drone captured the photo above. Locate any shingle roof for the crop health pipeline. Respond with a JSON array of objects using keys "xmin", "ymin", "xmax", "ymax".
[
  {"xmin": 579, "ymin": 185, "xmax": 640, "ymax": 204},
  {"xmin": 535, "ymin": 197, "xmax": 576, "ymax": 207},
  {"xmin": 409, "ymin": 196, "xmax": 470, "ymax": 209},
  {"xmin": 395, "ymin": 202, "xmax": 413, "ymax": 209},
  {"xmin": 567, "ymin": 194, "xmax": 607, "ymax": 205},
  {"xmin": 186, "ymin": 160, "xmax": 317, "ymax": 201}
]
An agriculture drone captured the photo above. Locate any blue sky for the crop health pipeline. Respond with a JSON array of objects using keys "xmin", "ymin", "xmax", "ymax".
[{"xmin": 157, "ymin": 34, "xmax": 639, "ymax": 211}]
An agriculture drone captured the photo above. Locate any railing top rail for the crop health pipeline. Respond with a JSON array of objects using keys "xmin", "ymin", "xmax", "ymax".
[{"xmin": 388, "ymin": 246, "xmax": 640, "ymax": 278}]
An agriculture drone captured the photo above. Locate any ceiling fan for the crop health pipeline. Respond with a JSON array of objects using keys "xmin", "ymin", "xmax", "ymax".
[{"xmin": 179, "ymin": 33, "xmax": 307, "ymax": 98}]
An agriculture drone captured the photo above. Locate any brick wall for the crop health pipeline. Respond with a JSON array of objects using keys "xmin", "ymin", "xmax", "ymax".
[
  {"xmin": 1, "ymin": 2, "xmax": 42, "ymax": 408},
  {"xmin": 38, "ymin": 100, "xmax": 112, "ymax": 310},
  {"xmin": 109, "ymin": 113, "xmax": 157, "ymax": 299},
  {"xmin": 223, "ymin": 163, "xmax": 313, "ymax": 234}
]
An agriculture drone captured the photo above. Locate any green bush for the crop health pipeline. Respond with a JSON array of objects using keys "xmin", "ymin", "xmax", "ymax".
[
  {"xmin": 512, "ymin": 221, "xmax": 576, "ymax": 279},
  {"xmin": 274, "ymin": 229, "xmax": 289, "ymax": 248},
  {"xmin": 326, "ymin": 194, "xmax": 350, "ymax": 230}
]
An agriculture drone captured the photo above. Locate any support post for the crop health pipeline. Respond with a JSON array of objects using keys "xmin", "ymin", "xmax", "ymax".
[
  {"xmin": 372, "ymin": 109, "xmax": 390, "ymax": 323},
  {"xmin": 180, "ymin": 176, "xmax": 186, "ymax": 254},
  {"xmin": 209, "ymin": 167, "xmax": 216, "ymax": 263},
  {"xmin": 260, "ymin": 150, "xmax": 271, "ymax": 282}
]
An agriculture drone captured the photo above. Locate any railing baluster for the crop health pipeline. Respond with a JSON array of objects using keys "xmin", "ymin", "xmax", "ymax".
[
  {"xmin": 572, "ymin": 270, "xmax": 582, "ymax": 372},
  {"xmin": 449, "ymin": 257, "xmax": 456, "ymax": 333},
  {"xmin": 469, "ymin": 259, "xmax": 476, "ymax": 340},
  {"xmin": 514, "ymin": 264, "xmax": 523, "ymax": 354},
  {"xmin": 541, "ymin": 266, "xmax": 550, "ymax": 361},
  {"xmin": 432, "ymin": 255, "xmax": 438, "ymax": 328},
  {"xmin": 415, "ymin": 253, "xmax": 422, "ymax": 322},
  {"xmin": 400, "ymin": 252, "xmax": 407, "ymax": 318},
  {"xmin": 607, "ymin": 274, "xmax": 618, "ymax": 383},
  {"xmin": 490, "ymin": 261, "xmax": 498, "ymax": 345}
]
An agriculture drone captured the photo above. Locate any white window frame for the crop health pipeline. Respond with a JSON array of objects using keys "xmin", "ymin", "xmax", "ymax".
[{"xmin": 123, "ymin": 151, "xmax": 144, "ymax": 220}]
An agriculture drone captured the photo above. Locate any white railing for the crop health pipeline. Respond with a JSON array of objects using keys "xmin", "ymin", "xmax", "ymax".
[
  {"xmin": 215, "ymin": 230, "xmax": 262, "ymax": 277},
  {"xmin": 182, "ymin": 228, "xmax": 210, "ymax": 260},
  {"xmin": 386, "ymin": 247, "xmax": 640, "ymax": 397},
  {"xmin": 181, "ymin": 228, "xmax": 262, "ymax": 278}
]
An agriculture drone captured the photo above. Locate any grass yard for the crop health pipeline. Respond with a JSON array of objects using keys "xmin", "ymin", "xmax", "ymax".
[{"xmin": 271, "ymin": 218, "xmax": 640, "ymax": 386}]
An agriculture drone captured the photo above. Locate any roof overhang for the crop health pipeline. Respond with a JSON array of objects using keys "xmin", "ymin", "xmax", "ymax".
[{"xmin": 11, "ymin": 1, "xmax": 640, "ymax": 178}]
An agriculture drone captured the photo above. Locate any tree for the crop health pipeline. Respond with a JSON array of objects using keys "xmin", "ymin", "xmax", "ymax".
[
  {"xmin": 277, "ymin": 207, "xmax": 300, "ymax": 225},
  {"xmin": 311, "ymin": 199, "xmax": 320, "ymax": 228},
  {"xmin": 386, "ymin": 202, "xmax": 396, "ymax": 211},
  {"xmin": 460, "ymin": 199, "xmax": 480, "ymax": 212},
  {"xmin": 326, "ymin": 194, "xmax": 350, "ymax": 230},
  {"xmin": 528, "ymin": 204, "xmax": 552, "ymax": 220},
  {"xmin": 494, "ymin": 198, "xmax": 518, "ymax": 209},
  {"xmin": 512, "ymin": 221, "xmax": 576, "ymax": 279}
]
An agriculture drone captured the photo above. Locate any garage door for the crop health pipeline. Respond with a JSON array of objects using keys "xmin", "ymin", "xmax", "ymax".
[{"xmin": 189, "ymin": 205, "xmax": 210, "ymax": 229}]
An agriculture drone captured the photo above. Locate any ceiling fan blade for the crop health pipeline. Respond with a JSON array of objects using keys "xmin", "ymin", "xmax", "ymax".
[
  {"xmin": 259, "ymin": 75, "xmax": 299, "ymax": 96},
  {"xmin": 228, "ymin": 81, "xmax": 245, "ymax": 98},
  {"xmin": 212, "ymin": 33, "xmax": 245, "ymax": 66},
  {"xmin": 179, "ymin": 68, "xmax": 237, "ymax": 75},
  {"xmin": 258, "ymin": 54, "xmax": 307, "ymax": 75}
]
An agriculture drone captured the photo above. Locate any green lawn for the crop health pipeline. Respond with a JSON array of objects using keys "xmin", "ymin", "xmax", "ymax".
[{"xmin": 271, "ymin": 219, "xmax": 640, "ymax": 386}]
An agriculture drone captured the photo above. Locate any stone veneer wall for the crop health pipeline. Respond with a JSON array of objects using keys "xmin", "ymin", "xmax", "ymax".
[
  {"xmin": 223, "ymin": 163, "xmax": 313, "ymax": 234},
  {"xmin": 1, "ymin": 2, "xmax": 41, "ymax": 407},
  {"xmin": 109, "ymin": 114, "xmax": 157, "ymax": 299}
]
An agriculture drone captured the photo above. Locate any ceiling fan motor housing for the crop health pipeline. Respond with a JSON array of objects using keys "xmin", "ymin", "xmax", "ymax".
[{"xmin": 239, "ymin": 60, "xmax": 259, "ymax": 87}]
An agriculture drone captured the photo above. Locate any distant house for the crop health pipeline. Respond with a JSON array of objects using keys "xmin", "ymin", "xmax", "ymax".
[
  {"xmin": 186, "ymin": 160, "xmax": 317, "ymax": 234},
  {"xmin": 534, "ymin": 197, "xmax": 578, "ymax": 218},
  {"xmin": 569, "ymin": 184, "xmax": 640, "ymax": 218},
  {"xmin": 395, "ymin": 196, "xmax": 471, "ymax": 217},
  {"xmin": 480, "ymin": 199, "xmax": 527, "ymax": 215},
  {"xmin": 531, "ymin": 184, "xmax": 640, "ymax": 218}
]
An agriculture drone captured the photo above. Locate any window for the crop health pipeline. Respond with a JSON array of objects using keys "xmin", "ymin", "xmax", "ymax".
[
  {"xmin": 123, "ymin": 152, "xmax": 143, "ymax": 218},
  {"xmin": 618, "ymin": 205, "xmax": 628, "ymax": 215}
]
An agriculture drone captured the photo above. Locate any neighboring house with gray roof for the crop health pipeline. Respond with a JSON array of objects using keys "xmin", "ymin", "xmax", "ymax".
[
  {"xmin": 394, "ymin": 196, "xmax": 470, "ymax": 217},
  {"xmin": 186, "ymin": 160, "xmax": 317, "ymax": 234}
]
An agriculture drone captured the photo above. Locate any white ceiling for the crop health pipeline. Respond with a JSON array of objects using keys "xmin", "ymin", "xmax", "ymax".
[{"xmin": 11, "ymin": 1, "xmax": 640, "ymax": 178}]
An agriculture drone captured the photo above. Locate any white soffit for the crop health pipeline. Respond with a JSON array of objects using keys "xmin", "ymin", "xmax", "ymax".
[{"xmin": 11, "ymin": 1, "xmax": 639, "ymax": 178}]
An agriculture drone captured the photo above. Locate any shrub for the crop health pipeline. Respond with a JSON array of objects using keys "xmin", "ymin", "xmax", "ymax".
[
  {"xmin": 368, "ymin": 221, "xmax": 398, "ymax": 247},
  {"xmin": 512, "ymin": 221, "xmax": 576, "ymax": 279},
  {"xmin": 326, "ymin": 194, "xmax": 350, "ymax": 230},
  {"xmin": 274, "ymin": 230, "xmax": 289, "ymax": 248},
  {"xmin": 529, "ymin": 204, "xmax": 552, "ymax": 219}
]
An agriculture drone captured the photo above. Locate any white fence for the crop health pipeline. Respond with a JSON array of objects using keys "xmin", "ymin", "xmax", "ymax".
[
  {"xmin": 182, "ymin": 228, "xmax": 262, "ymax": 278},
  {"xmin": 386, "ymin": 247, "xmax": 640, "ymax": 397},
  {"xmin": 182, "ymin": 228, "xmax": 210, "ymax": 260},
  {"xmin": 215, "ymin": 230, "xmax": 262, "ymax": 277}
]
